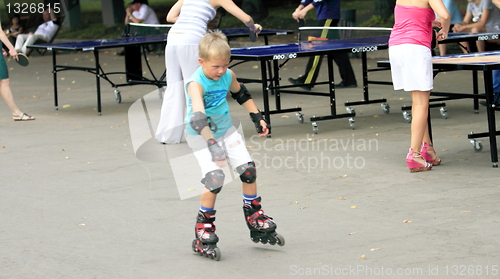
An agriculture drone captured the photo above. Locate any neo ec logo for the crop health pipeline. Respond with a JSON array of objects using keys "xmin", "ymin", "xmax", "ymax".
[{"xmin": 273, "ymin": 53, "xmax": 298, "ymax": 60}]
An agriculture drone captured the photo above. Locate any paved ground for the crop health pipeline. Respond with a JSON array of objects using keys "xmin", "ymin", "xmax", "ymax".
[{"xmin": 1, "ymin": 39, "xmax": 499, "ymax": 279}]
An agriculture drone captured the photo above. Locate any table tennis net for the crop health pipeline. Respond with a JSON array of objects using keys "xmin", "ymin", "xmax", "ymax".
[
  {"xmin": 298, "ymin": 27, "xmax": 392, "ymax": 43},
  {"xmin": 123, "ymin": 23, "xmax": 172, "ymax": 37}
]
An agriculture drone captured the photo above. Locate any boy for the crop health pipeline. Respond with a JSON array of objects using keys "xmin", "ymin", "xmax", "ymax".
[{"xmin": 186, "ymin": 30, "xmax": 284, "ymax": 261}]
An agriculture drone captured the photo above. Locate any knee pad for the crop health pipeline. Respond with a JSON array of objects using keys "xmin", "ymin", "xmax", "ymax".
[
  {"xmin": 201, "ymin": 169, "xmax": 225, "ymax": 194},
  {"xmin": 236, "ymin": 162, "xmax": 257, "ymax": 183}
]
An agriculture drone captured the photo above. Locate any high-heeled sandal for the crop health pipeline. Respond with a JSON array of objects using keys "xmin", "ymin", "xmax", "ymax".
[
  {"xmin": 420, "ymin": 142, "xmax": 441, "ymax": 166},
  {"xmin": 406, "ymin": 148, "xmax": 432, "ymax": 172}
]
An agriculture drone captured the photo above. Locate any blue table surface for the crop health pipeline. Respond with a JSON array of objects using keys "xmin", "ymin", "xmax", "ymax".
[
  {"xmin": 29, "ymin": 28, "xmax": 293, "ymax": 50},
  {"xmin": 231, "ymin": 35, "xmax": 390, "ymax": 56}
]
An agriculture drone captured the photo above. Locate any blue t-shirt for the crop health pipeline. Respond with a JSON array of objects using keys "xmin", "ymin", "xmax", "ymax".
[
  {"xmin": 185, "ymin": 67, "xmax": 233, "ymax": 138},
  {"xmin": 441, "ymin": 0, "xmax": 462, "ymax": 25},
  {"xmin": 300, "ymin": 0, "xmax": 340, "ymax": 20}
]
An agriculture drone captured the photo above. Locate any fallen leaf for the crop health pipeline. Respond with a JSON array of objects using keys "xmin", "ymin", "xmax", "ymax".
[
  {"xmin": 336, "ymin": 197, "xmax": 347, "ymax": 200},
  {"xmin": 62, "ymin": 104, "xmax": 71, "ymax": 108},
  {"xmin": 350, "ymin": 206, "xmax": 357, "ymax": 209},
  {"xmin": 339, "ymin": 174, "xmax": 347, "ymax": 178},
  {"xmin": 87, "ymin": 162, "xmax": 94, "ymax": 164},
  {"xmin": 188, "ymin": 188, "xmax": 195, "ymax": 191},
  {"xmin": 281, "ymin": 115, "xmax": 289, "ymax": 118},
  {"xmin": 348, "ymin": 232, "xmax": 356, "ymax": 235},
  {"xmin": 62, "ymin": 149, "xmax": 66, "ymax": 151},
  {"xmin": 360, "ymin": 255, "xmax": 366, "ymax": 260},
  {"xmin": 370, "ymin": 248, "xmax": 382, "ymax": 251},
  {"xmin": 300, "ymin": 207, "xmax": 308, "ymax": 209},
  {"xmin": 403, "ymin": 220, "xmax": 413, "ymax": 223},
  {"xmin": 461, "ymin": 211, "xmax": 471, "ymax": 213}
]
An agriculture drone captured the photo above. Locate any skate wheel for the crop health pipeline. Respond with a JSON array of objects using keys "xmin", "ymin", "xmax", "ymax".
[
  {"xmin": 275, "ymin": 234, "xmax": 285, "ymax": 246},
  {"xmin": 192, "ymin": 240, "xmax": 203, "ymax": 255},
  {"xmin": 114, "ymin": 89, "xmax": 121, "ymax": 103},
  {"xmin": 212, "ymin": 247, "xmax": 221, "ymax": 261}
]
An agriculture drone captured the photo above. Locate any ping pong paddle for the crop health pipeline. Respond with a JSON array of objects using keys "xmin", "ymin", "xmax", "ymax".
[
  {"xmin": 298, "ymin": 19, "xmax": 306, "ymax": 27},
  {"xmin": 16, "ymin": 53, "xmax": 29, "ymax": 67},
  {"xmin": 249, "ymin": 31, "xmax": 257, "ymax": 42},
  {"xmin": 431, "ymin": 27, "xmax": 440, "ymax": 50}
]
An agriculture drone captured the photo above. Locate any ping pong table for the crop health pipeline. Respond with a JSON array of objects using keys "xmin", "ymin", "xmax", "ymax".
[
  {"xmin": 368, "ymin": 32, "xmax": 500, "ymax": 122},
  {"xmin": 27, "ymin": 28, "xmax": 293, "ymax": 115},
  {"xmin": 230, "ymin": 35, "xmax": 390, "ymax": 134},
  {"xmin": 377, "ymin": 50, "xmax": 500, "ymax": 168}
]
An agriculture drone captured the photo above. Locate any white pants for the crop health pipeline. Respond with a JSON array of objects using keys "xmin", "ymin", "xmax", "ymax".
[
  {"xmin": 155, "ymin": 44, "xmax": 199, "ymax": 144},
  {"xmin": 187, "ymin": 127, "xmax": 252, "ymax": 176},
  {"xmin": 15, "ymin": 34, "xmax": 48, "ymax": 54}
]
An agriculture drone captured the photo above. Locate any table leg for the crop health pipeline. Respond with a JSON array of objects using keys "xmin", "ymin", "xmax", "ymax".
[
  {"xmin": 483, "ymin": 69, "xmax": 498, "ymax": 167},
  {"xmin": 52, "ymin": 51, "xmax": 58, "ymax": 110},
  {"xmin": 260, "ymin": 59, "xmax": 271, "ymax": 136},
  {"xmin": 94, "ymin": 50, "xmax": 102, "ymax": 116}
]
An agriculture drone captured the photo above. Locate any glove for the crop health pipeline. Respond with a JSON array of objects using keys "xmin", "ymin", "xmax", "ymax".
[
  {"xmin": 207, "ymin": 138, "xmax": 226, "ymax": 162},
  {"xmin": 250, "ymin": 111, "xmax": 269, "ymax": 133}
]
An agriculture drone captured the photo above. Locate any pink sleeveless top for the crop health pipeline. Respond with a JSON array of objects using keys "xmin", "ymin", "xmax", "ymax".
[{"xmin": 389, "ymin": 4, "xmax": 435, "ymax": 49}]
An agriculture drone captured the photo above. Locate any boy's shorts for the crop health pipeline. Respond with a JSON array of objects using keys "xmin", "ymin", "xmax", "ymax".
[
  {"xmin": 389, "ymin": 44, "xmax": 433, "ymax": 92},
  {"xmin": 187, "ymin": 126, "xmax": 252, "ymax": 176}
]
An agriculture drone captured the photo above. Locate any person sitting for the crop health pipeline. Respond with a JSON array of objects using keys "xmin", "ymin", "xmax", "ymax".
[
  {"xmin": 124, "ymin": 0, "xmax": 159, "ymax": 25},
  {"xmin": 118, "ymin": 0, "xmax": 160, "ymax": 55},
  {"xmin": 15, "ymin": 8, "xmax": 60, "ymax": 55},
  {"xmin": 452, "ymin": 0, "xmax": 500, "ymax": 53},
  {"xmin": 4, "ymin": 14, "xmax": 25, "ymax": 47},
  {"xmin": 437, "ymin": 0, "xmax": 463, "ymax": 55}
]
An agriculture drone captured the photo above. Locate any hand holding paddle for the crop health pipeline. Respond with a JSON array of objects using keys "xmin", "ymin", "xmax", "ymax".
[{"xmin": 249, "ymin": 24, "xmax": 262, "ymax": 42}]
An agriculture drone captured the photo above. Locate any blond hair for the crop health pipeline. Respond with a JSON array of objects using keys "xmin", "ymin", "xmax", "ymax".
[{"xmin": 199, "ymin": 30, "xmax": 230, "ymax": 61}]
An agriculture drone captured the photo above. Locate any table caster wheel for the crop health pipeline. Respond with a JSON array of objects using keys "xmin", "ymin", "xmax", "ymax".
[
  {"xmin": 312, "ymin": 122, "xmax": 318, "ymax": 134},
  {"xmin": 296, "ymin": 112, "xmax": 304, "ymax": 124},
  {"xmin": 440, "ymin": 107, "xmax": 448, "ymax": 119},
  {"xmin": 381, "ymin": 103, "xmax": 390, "ymax": 114},
  {"xmin": 470, "ymin": 140, "xmax": 483, "ymax": 152},
  {"xmin": 403, "ymin": 111, "xmax": 412, "ymax": 123},
  {"xmin": 346, "ymin": 107, "xmax": 355, "ymax": 114},
  {"xmin": 349, "ymin": 117, "xmax": 355, "ymax": 130},
  {"xmin": 114, "ymin": 89, "xmax": 121, "ymax": 103}
]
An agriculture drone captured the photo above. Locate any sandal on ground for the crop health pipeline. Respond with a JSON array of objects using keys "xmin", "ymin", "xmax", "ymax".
[
  {"xmin": 13, "ymin": 112, "xmax": 35, "ymax": 121},
  {"xmin": 406, "ymin": 148, "xmax": 432, "ymax": 172},
  {"xmin": 420, "ymin": 142, "xmax": 441, "ymax": 166}
]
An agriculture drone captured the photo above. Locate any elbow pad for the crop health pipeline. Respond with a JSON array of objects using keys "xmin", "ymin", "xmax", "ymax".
[{"xmin": 230, "ymin": 83, "xmax": 252, "ymax": 105}]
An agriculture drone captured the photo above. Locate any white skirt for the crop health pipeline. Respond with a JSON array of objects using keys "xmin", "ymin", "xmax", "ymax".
[{"xmin": 389, "ymin": 44, "xmax": 433, "ymax": 92}]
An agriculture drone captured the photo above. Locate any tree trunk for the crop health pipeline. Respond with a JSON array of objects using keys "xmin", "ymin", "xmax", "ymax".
[{"xmin": 374, "ymin": 0, "xmax": 396, "ymax": 18}]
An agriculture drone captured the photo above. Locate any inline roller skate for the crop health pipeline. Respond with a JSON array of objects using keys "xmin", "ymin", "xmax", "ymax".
[
  {"xmin": 192, "ymin": 210, "xmax": 221, "ymax": 261},
  {"xmin": 243, "ymin": 197, "xmax": 285, "ymax": 246}
]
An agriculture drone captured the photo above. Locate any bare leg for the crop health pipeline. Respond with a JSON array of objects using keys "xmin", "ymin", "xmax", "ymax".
[
  {"xmin": 200, "ymin": 190, "xmax": 217, "ymax": 209},
  {"xmin": 242, "ymin": 182, "xmax": 257, "ymax": 196},
  {"xmin": 0, "ymin": 78, "xmax": 22, "ymax": 116},
  {"xmin": 410, "ymin": 91, "xmax": 431, "ymax": 165},
  {"xmin": 438, "ymin": 44, "xmax": 447, "ymax": 56}
]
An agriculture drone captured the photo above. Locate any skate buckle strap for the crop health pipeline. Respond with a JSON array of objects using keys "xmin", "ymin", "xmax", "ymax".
[
  {"xmin": 248, "ymin": 210, "xmax": 272, "ymax": 229},
  {"xmin": 196, "ymin": 223, "xmax": 216, "ymax": 231}
]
